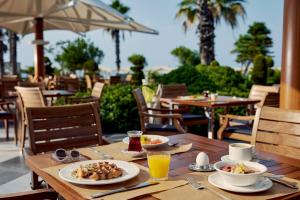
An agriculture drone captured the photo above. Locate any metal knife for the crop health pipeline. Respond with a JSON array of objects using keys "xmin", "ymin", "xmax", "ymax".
[
  {"xmin": 90, "ymin": 181, "xmax": 159, "ymax": 199},
  {"xmin": 268, "ymin": 177, "xmax": 299, "ymax": 189}
]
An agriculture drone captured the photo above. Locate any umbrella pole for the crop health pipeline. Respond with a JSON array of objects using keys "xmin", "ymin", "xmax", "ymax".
[{"xmin": 34, "ymin": 18, "xmax": 45, "ymax": 81}]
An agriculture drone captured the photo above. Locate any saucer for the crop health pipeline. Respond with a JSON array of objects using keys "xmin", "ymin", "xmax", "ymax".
[
  {"xmin": 121, "ymin": 149, "xmax": 147, "ymax": 157},
  {"xmin": 188, "ymin": 163, "xmax": 215, "ymax": 172},
  {"xmin": 221, "ymin": 155, "xmax": 258, "ymax": 162},
  {"xmin": 208, "ymin": 173, "xmax": 273, "ymax": 193}
]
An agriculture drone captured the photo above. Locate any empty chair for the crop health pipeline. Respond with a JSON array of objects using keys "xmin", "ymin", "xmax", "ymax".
[
  {"xmin": 85, "ymin": 74, "xmax": 93, "ymax": 90},
  {"xmin": 0, "ymin": 188, "xmax": 58, "ymax": 200},
  {"xmin": 157, "ymin": 84, "xmax": 208, "ymax": 127},
  {"xmin": 18, "ymin": 81, "xmax": 46, "ymax": 90},
  {"xmin": 0, "ymin": 101, "xmax": 17, "ymax": 142},
  {"xmin": 251, "ymin": 106, "xmax": 300, "ymax": 160},
  {"xmin": 67, "ymin": 82, "xmax": 105, "ymax": 104},
  {"xmin": 217, "ymin": 85, "xmax": 280, "ymax": 142},
  {"xmin": 0, "ymin": 77, "xmax": 19, "ymax": 100},
  {"xmin": 15, "ymin": 87, "xmax": 46, "ymax": 151},
  {"xmin": 59, "ymin": 77, "xmax": 80, "ymax": 92},
  {"xmin": 26, "ymin": 102, "xmax": 103, "ymax": 188},
  {"xmin": 133, "ymin": 88, "xmax": 186, "ymax": 136},
  {"xmin": 110, "ymin": 76, "xmax": 121, "ymax": 85}
]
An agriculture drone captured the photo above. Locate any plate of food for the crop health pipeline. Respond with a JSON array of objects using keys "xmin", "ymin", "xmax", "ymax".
[
  {"xmin": 59, "ymin": 160, "xmax": 140, "ymax": 185},
  {"xmin": 122, "ymin": 135, "xmax": 169, "ymax": 149}
]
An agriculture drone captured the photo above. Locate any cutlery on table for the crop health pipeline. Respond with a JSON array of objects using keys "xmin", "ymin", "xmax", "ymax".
[
  {"xmin": 185, "ymin": 176, "xmax": 232, "ymax": 200},
  {"xmin": 89, "ymin": 147, "xmax": 113, "ymax": 159},
  {"xmin": 168, "ymin": 142, "xmax": 179, "ymax": 147},
  {"xmin": 90, "ymin": 181, "xmax": 159, "ymax": 199},
  {"xmin": 267, "ymin": 176, "xmax": 298, "ymax": 189}
]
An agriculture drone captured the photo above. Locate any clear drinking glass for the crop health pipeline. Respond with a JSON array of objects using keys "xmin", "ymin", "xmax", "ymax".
[
  {"xmin": 127, "ymin": 130, "xmax": 143, "ymax": 152},
  {"xmin": 147, "ymin": 152, "xmax": 171, "ymax": 181}
]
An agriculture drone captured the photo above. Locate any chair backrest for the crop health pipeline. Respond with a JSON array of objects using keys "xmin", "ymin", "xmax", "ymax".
[
  {"xmin": 251, "ymin": 106, "xmax": 300, "ymax": 159},
  {"xmin": 26, "ymin": 103, "xmax": 103, "ymax": 154},
  {"xmin": 159, "ymin": 84, "xmax": 188, "ymax": 98},
  {"xmin": 110, "ymin": 76, "xmax": 121, "ymax": 85},
  {"xmin": 15, "ymin": 87, "xmax": 46, "ymax": 108},
  {"xmin": 91, "ymin": 82, "xmax": 105, "ymax": 98},
  {"xmin": 59, "ymin": 77, "xmax": 80, "ymax": 92},
  {"xmin": 249, "ymin": 85, "xmax": 279, "ymax": 107},
  {"xmin": 85, "ymin": 75, "xmax": 92, "ymax": 90},
  {"xmin": 133, "ymin": 88, "xmax": 148, "ymax": 113},
  {"xmin": 0, "ymin": 78, "xmax": 19, "ymax": 99},
  {"xmin": 18, "ymin": 81, "xmax": 46, "ymax": 90}
]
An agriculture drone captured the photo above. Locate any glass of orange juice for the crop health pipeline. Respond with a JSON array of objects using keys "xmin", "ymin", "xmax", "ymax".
[{"xmin": 147, "ymin": 152, "xmax": 171, "ymax": 180}]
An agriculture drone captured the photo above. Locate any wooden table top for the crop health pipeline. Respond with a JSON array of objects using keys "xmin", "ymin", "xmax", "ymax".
[
  {"xmin": 25, "ymin": 133, "xmax": 300, "ymax": 200},
  {"xmin": 42, "ymin": 90, "xmax": 75, "ymax": 97},
  {"xmin": 161, "ymin": 96, "xmax": 260, "ymax": 108}
]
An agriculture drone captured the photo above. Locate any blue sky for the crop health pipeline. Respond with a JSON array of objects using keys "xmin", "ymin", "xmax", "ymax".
[{"xmin": 16, "ymin": 0, "xmax": 283, "ymax": 71}]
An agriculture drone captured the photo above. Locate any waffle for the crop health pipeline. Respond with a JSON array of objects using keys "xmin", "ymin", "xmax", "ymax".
[{"xmin": 72, "ymin": 161, "xmax": 123, "ymax": 181}]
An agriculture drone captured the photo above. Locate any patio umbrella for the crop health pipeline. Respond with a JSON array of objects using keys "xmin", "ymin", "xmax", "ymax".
[{"xmin": 0, "ymin": 0, "xmax": 158, "ymax": 79}]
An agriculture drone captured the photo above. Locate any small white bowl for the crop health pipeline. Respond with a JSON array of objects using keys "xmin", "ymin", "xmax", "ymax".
[{"xmin": 214, "ymin": 161, "xmax": 267, "ymax": 186}]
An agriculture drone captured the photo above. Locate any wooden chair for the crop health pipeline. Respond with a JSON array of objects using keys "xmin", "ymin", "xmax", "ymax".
[
  {"xmin": 18, "ymin": 82, "xmax": 46, "ymax": 90},
  {"xmin": 110, "ymin": 76, "xmax": 121, "ymax": 85},
  {"xmin": 67, "ymin": 82, "xmax": 105, "ymax": 104},
  {"xmin": 15, "ymin": 87, "xmax": 46, "ymax": 151},
  {"xmin": 0, "ymin": 101, "xmax": 17, "ymax": 143},
  {"xmin": 85, "ymin": 74, "xmax": 93, "ymax": 90},
  {"xmin": 0, "ymin": 78, "xmax": 19, "ymax": 100},
  {"xmin": 59, "ymin": 77, "xmax": 80, "ymax": 92},
  {"xmin": 251, "ymin": 106, "xmax": 300, "ymax": 160},
  {"xmin": 133, "ymin": 88, "xmax": 186, "ymax": 136},
  {"xmin": 157, "ymin": 84, "xmax": 208, "ymax": 127},
  {"xmin": 0, "ymin": 188, "xmax": 58, "ymax": 200},
  {"xmin": 217, "ymin": 85, "xmax": 280, "ymax": 142},
  {"xmin": 26, "ymin": 103, "xmax": 103, "ymax": 154},
  {"xmin": 26, "ymin": 103, "xmax": 103, "ymax": 189}
]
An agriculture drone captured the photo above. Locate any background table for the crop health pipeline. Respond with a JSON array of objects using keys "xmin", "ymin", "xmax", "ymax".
[
  {"xmin": 161, "ymin": 96, "xmax": 260, "ymax": 139},
  {"xmin": 25, "ymin": 133, "xmax": 300, "ymax": 200}
]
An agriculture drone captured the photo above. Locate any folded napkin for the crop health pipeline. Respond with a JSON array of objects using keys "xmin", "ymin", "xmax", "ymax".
[
  {"xmin": 152, "ymin": 172, "xmax": 300, "ymax": 200},
  {"xmin": 78, "ymin": 142, "xmax": 193, "ymax": 162},
  {"xmin": 42, "ymin": 163, "xmax": 187, "ymax": 200}
]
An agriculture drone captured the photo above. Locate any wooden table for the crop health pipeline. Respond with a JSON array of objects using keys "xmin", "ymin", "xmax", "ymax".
[
  {"xmin": 25, "ymin": 133, "xmax": 300, "ymax": 200},
  {"xmin": 42, "ymin": 90, "xmax": 75, "ymax": 105},
  {"xmin": 161, "ymin": 96, "xmax": 260, "ymax": 139}
]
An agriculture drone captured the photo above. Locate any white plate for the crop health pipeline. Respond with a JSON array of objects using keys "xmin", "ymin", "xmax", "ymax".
[
  {"xmin": 122, "ymin": 135, "xmax": 169, "ymax": 149},
  {"xmin": 59, "ymin": 160, "xmax": 140, "ymax": 185},
  {"xmin": 208, "ymin": 173, "xmax": 272, "ymax": 193},
  {"xmin": 121, "ymin": 149, "xmax": 147, "ymax": 157},
  {"xmin": 221, "ymin": 155, "xmax": 259, "ymax": 162}
]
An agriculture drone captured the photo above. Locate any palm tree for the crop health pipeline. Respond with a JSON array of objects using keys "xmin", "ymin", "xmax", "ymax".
[
  {"xmin": 108, "ymin": 0, "xmax": 130, "ymax": 73},
  {"xmin": 8, "ymin": 31, "xmax": 18, "ymax": 75},
  {"xmin": 176, "ymin": 0, "xmax": 246, "ymax": 65},
  {"xmin": 0, "ymin": 29, "xmax": 8, "ymax": 77}
]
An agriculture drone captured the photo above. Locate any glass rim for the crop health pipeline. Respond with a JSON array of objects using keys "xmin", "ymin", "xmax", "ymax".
[{"xmin": 147, "ymin": 151, "xmax": 170, "ymax": 156}]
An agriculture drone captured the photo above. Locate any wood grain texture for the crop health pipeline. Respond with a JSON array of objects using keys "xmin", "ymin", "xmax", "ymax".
[
  {"xmin": 25, "ymin": 133, "xmax": 300, "ymax": 200},
  {"xmin": 252, "ymin": 106, "xmax": 300, "ymax": 159},
  {"xmin": 26, "ymin": 103, "xmax": 103, "ymax": 154}
]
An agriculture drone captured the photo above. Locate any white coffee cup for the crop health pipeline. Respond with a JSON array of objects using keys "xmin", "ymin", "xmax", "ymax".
[{"xmin": 229, "ymin": 143, "xmax": 255, "ymax": 161}]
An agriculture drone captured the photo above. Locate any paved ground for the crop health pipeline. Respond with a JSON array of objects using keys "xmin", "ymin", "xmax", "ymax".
[{"xmin": 0, "ymin": 126, "xmax": 31, "ymax": 194}]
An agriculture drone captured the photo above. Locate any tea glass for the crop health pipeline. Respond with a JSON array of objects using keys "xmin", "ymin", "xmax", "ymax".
[
  {"xmin": 147, "ymin": 152, "xmax": 171, "ymax": 181},
  {"xmin": 127, "ymin": 130, "xmax": 143, "ymax": 152}
]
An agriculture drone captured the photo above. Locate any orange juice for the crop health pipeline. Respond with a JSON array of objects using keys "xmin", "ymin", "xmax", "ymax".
[{"xmin": 147, "ymin": 153, "xmax": 171, "ymax": 180}]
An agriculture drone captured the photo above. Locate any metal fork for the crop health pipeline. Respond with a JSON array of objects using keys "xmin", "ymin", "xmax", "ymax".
[{"xmin": 184, "ymin": 176, "xmax": 231, "ymax": 200}]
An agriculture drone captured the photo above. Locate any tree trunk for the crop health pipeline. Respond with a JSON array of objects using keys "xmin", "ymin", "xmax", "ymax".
[
  {"xmin": 9, "ymin": 31, "xmax": 17, "ymax": 75},
  {"xmin": 243, "ymin": 60, "xmax": 252, "ymax": 75},
  {"xmin": 0, "ymin": 29, "xmax": 4, "ymax": 77},
  {"xmin": 115, "ymin": 30, "xmax": 121, "ymax": 73},
  {"xmin": 197, "ymin": 0, "xmax": 215, "ymax": 65}
]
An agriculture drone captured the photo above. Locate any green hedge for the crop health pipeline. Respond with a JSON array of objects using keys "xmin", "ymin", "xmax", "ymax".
[{"xmin": 100, "ymin": 84, "xmax": 140, "ymax": 133}]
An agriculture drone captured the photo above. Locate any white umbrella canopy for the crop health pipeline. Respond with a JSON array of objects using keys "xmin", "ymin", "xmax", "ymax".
[
  {"xmin": 0, "ymin": 0, "xmax": 158, "ymax": 79},
  {"xmin": 0, "ymin": 0, "xmax": 158, "ymax": 35}
]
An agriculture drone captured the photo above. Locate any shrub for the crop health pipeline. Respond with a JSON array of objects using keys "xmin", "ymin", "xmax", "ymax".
[
  {"xmin": 251, "ymin": 54, "xmax": 268, "ymax": 85},
  {"xmin": 100, "ymin": 84, "xmax": 140, "ymax": 133},
  {"xmin": 128, "ymin": 54, "xmax": 147, "ymax": 85}
]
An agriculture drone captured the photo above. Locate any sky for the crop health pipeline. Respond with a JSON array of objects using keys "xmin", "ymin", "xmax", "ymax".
[{"xmin": 14, "ymin": 0, "xmax": 284, "ymax": 72}]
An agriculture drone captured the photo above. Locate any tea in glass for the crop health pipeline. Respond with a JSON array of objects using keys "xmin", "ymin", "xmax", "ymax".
[{"xmin": 127, "ymin": 130, "xmax": 143, "ymax": 152}]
